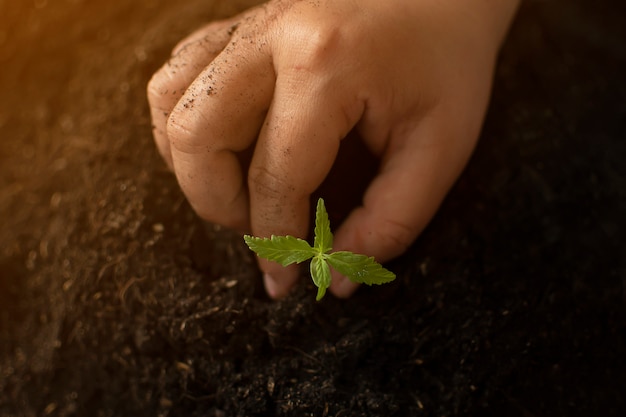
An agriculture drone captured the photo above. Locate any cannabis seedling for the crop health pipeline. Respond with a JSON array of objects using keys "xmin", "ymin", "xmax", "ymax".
[{"xmin": 244, "ymin": 198, "xmax": 396, "ymax": 300}]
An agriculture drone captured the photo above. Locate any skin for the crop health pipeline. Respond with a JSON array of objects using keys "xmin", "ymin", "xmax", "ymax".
[{"xmin": 147, "ymin": 0, "xmax": 521, "ymax": 299}]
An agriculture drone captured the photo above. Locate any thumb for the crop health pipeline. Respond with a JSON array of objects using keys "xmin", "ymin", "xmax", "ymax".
[{"xmin": 329, "ymin": 119, "xmax": 474, "ymax": 298}]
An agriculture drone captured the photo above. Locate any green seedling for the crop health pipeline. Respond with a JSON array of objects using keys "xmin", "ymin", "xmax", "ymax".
[{"xmin": 244, "ymin": 198, "xmax": 396, "ymax": 300}]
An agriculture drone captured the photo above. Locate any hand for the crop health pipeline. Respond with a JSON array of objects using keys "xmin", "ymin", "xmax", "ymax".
[{"xmin": 147, "ymin": 0, "xmax": 520, "ymax": 299}]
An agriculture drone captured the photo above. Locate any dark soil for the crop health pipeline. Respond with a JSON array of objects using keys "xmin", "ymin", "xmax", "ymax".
[{"xmin": 1, "ymin": 0, "xmax": 625, "ymax": 416}]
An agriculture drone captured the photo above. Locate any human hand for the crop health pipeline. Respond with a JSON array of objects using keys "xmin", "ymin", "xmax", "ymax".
[{"xmin": 147, "ymin": 0, "xmax": 520, "ymax": 299}]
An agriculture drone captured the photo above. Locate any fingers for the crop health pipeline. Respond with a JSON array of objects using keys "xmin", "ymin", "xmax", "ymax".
[
  {"xmin": 329, "ymin": 110, "xmax": 478, "ymax": 298},
  {"xmin": 249, "ymin": 75, "xmax": 363, "ymax": 298},
  {"xmin": 147, "ymin": 18, "xmax": 237, "ymax": 169},
  {"xmin": 171, "ymin": 17, "xmax": 239, "ymax": 56},
  {"xmin": 166, "ymin": 33, "xmax": 275, "ymax": 232}
]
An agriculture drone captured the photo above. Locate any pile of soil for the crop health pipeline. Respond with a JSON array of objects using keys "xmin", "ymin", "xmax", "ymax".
[{"xmin": 1, "ymin": 0, "xmax": 624, "ymax": 416}]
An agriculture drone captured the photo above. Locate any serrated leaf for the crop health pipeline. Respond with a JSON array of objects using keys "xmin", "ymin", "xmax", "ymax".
[
  {"xmin": 244, "ymin": 235, "xmax": 316, "ymax": 266},
  {"xmin": 326, "ymin": 251, "xmax": 396, "ymax": 285},
  {"xmin": 310, "ymin": 255, "xmax": 331, "ymax": 301},
  {"xmin": 313, "ymin": 198, "xmax": 333, "ymax": 254}
]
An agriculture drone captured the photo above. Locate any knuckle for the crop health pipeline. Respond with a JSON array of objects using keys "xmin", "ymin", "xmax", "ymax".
[
  {"xmin": 248, "ymin": 165, "xmax": 295, "ymax": 200},
  {"xmin": 146, "ymin": 67, "xmax": 175, "ymax": 105},
  {"xmin": 375, "ymin": 217, "xmax": 416, "ymax": 256},
  {"xmin": 287, "ymin": 23, "xmax": 342, "ymax": 72},
  {"xmin": 146, "ymin": 71, "xmax": 166, "ymax": 99},
  {"xmin": 147, "ymin": 58, "xmax": 185, "ymax": 106},
  {"xmin": 165, "ymin": 110, "xmax": 195, "ymax": 151}
]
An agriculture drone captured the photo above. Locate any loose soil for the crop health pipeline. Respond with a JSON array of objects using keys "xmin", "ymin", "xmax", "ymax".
[{"xmin": 1, "ymin": 0, "xmax": 625, "ymax": 416}]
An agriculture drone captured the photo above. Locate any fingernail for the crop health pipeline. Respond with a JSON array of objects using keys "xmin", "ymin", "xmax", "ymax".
[
  {"xmin": 330, "ymin": 275, "xmax": 358, "ymax": 299},
  {"xmin": 263, "ymin": 273, "xmax": 279, "ymax": 299}
]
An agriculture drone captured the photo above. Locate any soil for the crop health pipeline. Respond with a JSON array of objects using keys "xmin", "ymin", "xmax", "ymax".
[{"xmin": 1, "ymin": 0, "xmax": 625, "ymax": 416}]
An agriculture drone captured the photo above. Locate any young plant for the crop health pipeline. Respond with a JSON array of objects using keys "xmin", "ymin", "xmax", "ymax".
[{"xmin": 244, "ymin": 198, "xmax": 396, "ymax": 300}]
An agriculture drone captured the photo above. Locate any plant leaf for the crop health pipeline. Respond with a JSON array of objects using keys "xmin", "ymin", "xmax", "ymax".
[
  {"xmin": 313, "ymin": 198, "xmax": 333, "ymax": 254},
  {"xmin": 326, "ymin": 251, "xmax": 396, "ymax": 285},
  {"xmin": 310, "ymin": 255, "xmax": 331, "ymax": 301},
  {"xmin": 243, "ymin": 235, "xmax": 316, "ymax": 266}
]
